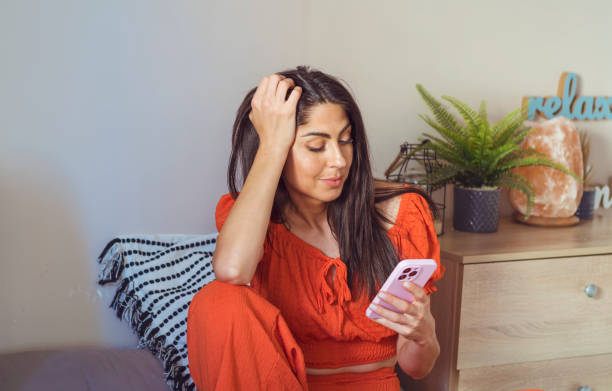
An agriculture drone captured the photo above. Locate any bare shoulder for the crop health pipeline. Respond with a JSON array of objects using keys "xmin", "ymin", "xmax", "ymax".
[
  {"xmin": 376, "ymin": 196, "xmax": 402, "ymax": 229},
  {"xmin": 374, "ymin": 181, "xmax": 404, "ymax": 230}
]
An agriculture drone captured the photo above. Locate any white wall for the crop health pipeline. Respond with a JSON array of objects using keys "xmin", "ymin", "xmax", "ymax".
[
  {"xmin": 0, "ymin": 0, "xmax": 308, "ymax": 353},
  {"xmin": 2, "ymin": 0, "xmax": 612, "ymax": 353}
]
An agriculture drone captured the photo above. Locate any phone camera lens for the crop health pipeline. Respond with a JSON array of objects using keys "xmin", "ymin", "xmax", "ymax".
[
  {"xmin": 409, "ymin": 271, "xmax": 417, "ymax": 277},
  {"xmin": 398, "ymin": 274, "xmax": 407, "ymax": 280},
  {"xmin": 402, "ymin": 268, "xmax": 412, "ymax": 273}
]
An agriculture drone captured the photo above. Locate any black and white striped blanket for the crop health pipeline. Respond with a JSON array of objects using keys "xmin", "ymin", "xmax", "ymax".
[{"xmin": 97, "ymin": 233, "xmax": 218, "ymax": 391}]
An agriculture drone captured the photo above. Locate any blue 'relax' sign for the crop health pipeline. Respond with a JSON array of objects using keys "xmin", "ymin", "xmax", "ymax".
[{"xmin": 523, "ymin": 73, "xmax": 612, "ymax": 120}]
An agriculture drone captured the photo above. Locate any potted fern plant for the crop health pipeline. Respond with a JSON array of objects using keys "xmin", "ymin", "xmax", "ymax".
[{"xmin": 413, "ymin": 84, "xmax": 582, "ymax": 233}]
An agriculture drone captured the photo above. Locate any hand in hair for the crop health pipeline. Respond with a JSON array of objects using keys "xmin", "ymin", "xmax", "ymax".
[{"xmin": 249, "ymin": 74, "xmax": 302, "ymax": 153}]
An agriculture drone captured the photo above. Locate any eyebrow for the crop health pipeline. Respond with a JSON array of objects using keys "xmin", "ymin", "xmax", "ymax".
[{"xmin": 300, "ymin": 123, "xmax": 351, "ymax": 138}]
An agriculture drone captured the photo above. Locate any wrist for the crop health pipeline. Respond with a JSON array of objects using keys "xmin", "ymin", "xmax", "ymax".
[
  {"xmin": 404, "ymin": 333, "xmax": 436, "ymax": 350},
  {"xmin": 423, "ymin": 333, "xmax": 439, "ymax": 353},
  {"xmin": 397, "ymin": 333, "xmax": 440, "ymax": 380},
  {"xmin": 257, "ymin": 142, "xmax": 291, "ymax": 157},
  {"xmin": 416, "ymin": 326, "xmax": 438, "ymax": 349}
]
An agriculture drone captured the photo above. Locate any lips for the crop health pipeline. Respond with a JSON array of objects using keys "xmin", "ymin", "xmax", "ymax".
[{"xmin": 321, "ymin": 176, "xmax": 343, "ymax": 187}]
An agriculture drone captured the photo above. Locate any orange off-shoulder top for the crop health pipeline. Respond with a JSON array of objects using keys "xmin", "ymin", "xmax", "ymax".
[{"xmin": 214, "ymin": 190, "xmax": 444, "ymax": 369}]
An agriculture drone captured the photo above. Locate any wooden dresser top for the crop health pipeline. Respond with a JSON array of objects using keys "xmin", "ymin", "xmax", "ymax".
[{"xmin": 438, "ymin": 209, "xmax": 612, "ymax": 264}]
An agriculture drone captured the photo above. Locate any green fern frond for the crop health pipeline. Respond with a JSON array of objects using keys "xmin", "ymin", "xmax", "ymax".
[
  {"xmin": 420, "ymin": 134, "xmax": 471, "ymax": 168},
  {"xmin": 418, "ymin": 114, "xmax": 467, "ymax": 147},
  {"xmin": 478, "ymin": 100, "xmax": 489, "ymax": 129},
  {"xmin": 491, "ymin": 107, "xmax": 521, "ymax": 141},
  {"xmin": 479, "ymin": 121, "xmax": 491, "ymax": 172},
  {"xmin": 492, "ymin": 113, "xmax": 525, "ymax": 146},
  {"xmin": 509, "ymin": 147, "xmax": 549, "ymax": 160},
  {"xmin": 485, "ymin": 144, "xmax": 519, "ymax": 174},
  {"xmin": 416, "ymin": 84, "xmax": 463, "ymax": 135},
  {"xmin": 498, "ymin": 173, "xmax": 535, "ymax": 217},
  {"xmin": 421, "ymin": 164, "xmax": 460, "ymax": 190},
  {"xmin": 498, "ymin": 157, "xmax": 582, "ymax": 182},
  {"xmin": 506, "ymin": 126, "xmax": 532, "ymax": 146},
  {"xmin": 441, "ymin": 95, "xmax": 481, "ymax": 133}
]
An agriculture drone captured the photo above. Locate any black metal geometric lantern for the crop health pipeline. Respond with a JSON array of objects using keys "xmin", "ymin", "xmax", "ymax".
[{"xmin": 384, "ymin": 141, "xmax": 447, "ymax": 236}]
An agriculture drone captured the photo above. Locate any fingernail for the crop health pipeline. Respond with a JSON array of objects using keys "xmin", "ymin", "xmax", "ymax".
[
  {"xmin": 404, "ymin": 282, "xmax": 410, "ymax": 288},
  {"xmin": 379, "ymin": 293, "xmax": 386, "ymax": 299}
]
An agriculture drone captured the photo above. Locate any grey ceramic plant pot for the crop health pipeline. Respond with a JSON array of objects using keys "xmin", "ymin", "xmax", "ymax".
[
  {"xmin": 575, "ymin": 188, "xmax": 596, "ymax": 220},
  {"xmin": 453, "ymin": 186, "xmax": 501, "ymax": 233}
]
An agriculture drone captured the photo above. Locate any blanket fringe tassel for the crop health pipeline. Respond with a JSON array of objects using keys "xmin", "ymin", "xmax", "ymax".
[{"xmin": 98, "ymin": 240, "xmax": 196, "ymax": 391}]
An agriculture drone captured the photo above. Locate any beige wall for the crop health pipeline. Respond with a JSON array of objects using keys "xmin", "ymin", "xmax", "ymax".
[{"xmin": 2, "ymin": 0, "xmax": 611, "ymax": 353}]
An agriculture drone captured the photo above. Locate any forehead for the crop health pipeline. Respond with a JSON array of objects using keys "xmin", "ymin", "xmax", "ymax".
[{"xmin": 299, "ymin": 103, "xmax": 350, "ymax": 134}]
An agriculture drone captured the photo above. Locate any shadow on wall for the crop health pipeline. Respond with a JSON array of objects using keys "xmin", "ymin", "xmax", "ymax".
[{"xmin": 0, "ymin": 154, "xmax": 114, "ymax": 353}]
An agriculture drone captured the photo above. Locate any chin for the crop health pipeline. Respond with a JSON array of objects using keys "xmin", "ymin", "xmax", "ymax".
[
  {"xmin": 321, "ymin": 193, "xmax": 342, "ymax": 203},
  {"xmin": 319, "ymin": 185, "xmax": 345, "ymax": 202}
]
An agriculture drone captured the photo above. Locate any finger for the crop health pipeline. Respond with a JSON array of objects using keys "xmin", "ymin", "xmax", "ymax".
[
  {"xmin": 265, "ymin": 74, "xmax": 284, "ymax": 100},
  {"xmin": 371, "ymin": 313, "xmax": 410, "ymax": 336},
  {"xmin": 368, "ymin": 302, "xmax": 406, "ymax": 325},
  {"xmin": 378, "ymin": 291, "xmax": 418, "ymax": 317},
  {"xmin": 403, "ymin": 281, "xmax": 427, "ymax": 303},
  {"xmin": 371, "ymin": 303, "xmax": 422, "ymax": 336},
  {"xmin": 377, "ymin": 291, "xmax": 411, "ymax": 314},
  {"xmin": 253, "ymin": 76, "xmax": 268, "ymax": 103},
  {"xmin": 286, "ymin": 85, "xmax": 302, "ymax": 108},
  {"xmin": 276, "ymin": 78, "xmax": 295, "ymax": 103}
]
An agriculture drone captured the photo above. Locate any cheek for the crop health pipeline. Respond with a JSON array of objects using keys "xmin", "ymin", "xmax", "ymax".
[
  {"xmin": 282, "ymin": 150, "xmax": 325, "ymax": 186},
  {"xmin": 346, "ymin": 147, "xmax": 354, "ymax": 168},
  {"xmin": 341, "ymin": 146, "xmax": 354, "ymax": 174}
]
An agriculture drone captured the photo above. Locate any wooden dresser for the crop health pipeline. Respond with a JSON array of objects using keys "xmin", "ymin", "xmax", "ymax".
[{"xmin": 398, "ymin": 209, "xmax": 612, "ymax": 391}]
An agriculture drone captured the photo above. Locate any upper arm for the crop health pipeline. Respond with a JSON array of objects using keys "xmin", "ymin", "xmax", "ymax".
[{"xmin": 212, "ymin": 193, "xmax": 269, "ymax": 284}]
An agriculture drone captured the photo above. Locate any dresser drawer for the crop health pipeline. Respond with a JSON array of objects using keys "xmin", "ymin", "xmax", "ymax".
[
  {"xmin": 458, "ymin": 353, "xmax": 612, "ymax": 391},
  {"xmin": 457, "ymin": 254, "xmax": 612, "ymax": 369}
]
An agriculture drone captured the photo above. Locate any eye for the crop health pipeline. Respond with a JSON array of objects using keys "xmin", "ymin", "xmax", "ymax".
[
  {"xmin": 307, "ymin": 137, "xmax": 353, "ymax": 152},
  {"xmin": 307, "ymin": 145, "xmax": 325, "ymax": 152}
]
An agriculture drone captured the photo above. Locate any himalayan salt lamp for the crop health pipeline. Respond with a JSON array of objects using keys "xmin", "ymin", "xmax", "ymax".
[{"xmin": 509, "ymin": 116, "xmax": 583, "ymax": 218}]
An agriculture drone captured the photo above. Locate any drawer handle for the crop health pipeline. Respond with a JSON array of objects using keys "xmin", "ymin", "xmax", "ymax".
[
  {"xmin": 584, "ymin": 284, "xmax": 598, "ymax": 298},
  {"xmin": 578, "ymin": 386, "xmax": 591, "ymax": 391}
]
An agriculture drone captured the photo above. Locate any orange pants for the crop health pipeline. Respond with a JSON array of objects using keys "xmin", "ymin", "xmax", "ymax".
[{"xmin": 186, "ymin": 280, "xmax": 401, "ymax": 391}]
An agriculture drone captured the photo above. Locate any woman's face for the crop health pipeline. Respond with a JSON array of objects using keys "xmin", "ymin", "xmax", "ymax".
[{"xmin": 282, "ymin": 102, "xmax": 354, "ymax": 204}]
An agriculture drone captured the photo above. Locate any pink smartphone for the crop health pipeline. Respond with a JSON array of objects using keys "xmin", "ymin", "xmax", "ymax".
[{"xmin": 366, "ymin": 259, "xmax": 437, "ymax": 320}]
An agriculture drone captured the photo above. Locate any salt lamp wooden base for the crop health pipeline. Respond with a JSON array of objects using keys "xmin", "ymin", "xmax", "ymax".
[{"xmin": 513, "ymin": 212, "xmax": 580, "ymax": 227}]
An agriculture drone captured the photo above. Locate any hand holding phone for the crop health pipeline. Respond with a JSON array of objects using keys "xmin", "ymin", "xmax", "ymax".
[{"xmin": 366, "ymin": 259, "xmax": 437, "ymax": 320}]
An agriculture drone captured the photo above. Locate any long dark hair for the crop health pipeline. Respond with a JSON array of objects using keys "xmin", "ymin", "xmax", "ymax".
[{"xmin": 228, "ymin": 65, "xmax": 436, "ymax": 301}]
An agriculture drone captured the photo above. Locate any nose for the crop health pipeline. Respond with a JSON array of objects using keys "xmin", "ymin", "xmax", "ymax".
[{"xmin": 328, "ymin": 141, "xmax": 347, "ymax": 169}]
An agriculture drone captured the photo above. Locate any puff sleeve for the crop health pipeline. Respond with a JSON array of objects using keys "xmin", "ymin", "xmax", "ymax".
[
  {"xmin": 214, "ymin": 192, "xmax": 273, "ymax": 260},
  {"xmin": 214, "ymin": 193, "xmax": 236, "ymax": 232},
  {"xmin": 394, "ymin": 192, "xmax": 445, "ymax": 295}
]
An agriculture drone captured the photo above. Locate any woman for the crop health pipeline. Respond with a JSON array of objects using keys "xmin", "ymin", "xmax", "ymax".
[{"xmin": 187, "ymin": 65, "xmax": 445, "ymax": 390}]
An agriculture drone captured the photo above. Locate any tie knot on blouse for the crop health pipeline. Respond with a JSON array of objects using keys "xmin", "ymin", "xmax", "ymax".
[{"xmin": 317, "ymin": 258, "xmax": 352, "ymax": 313}]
